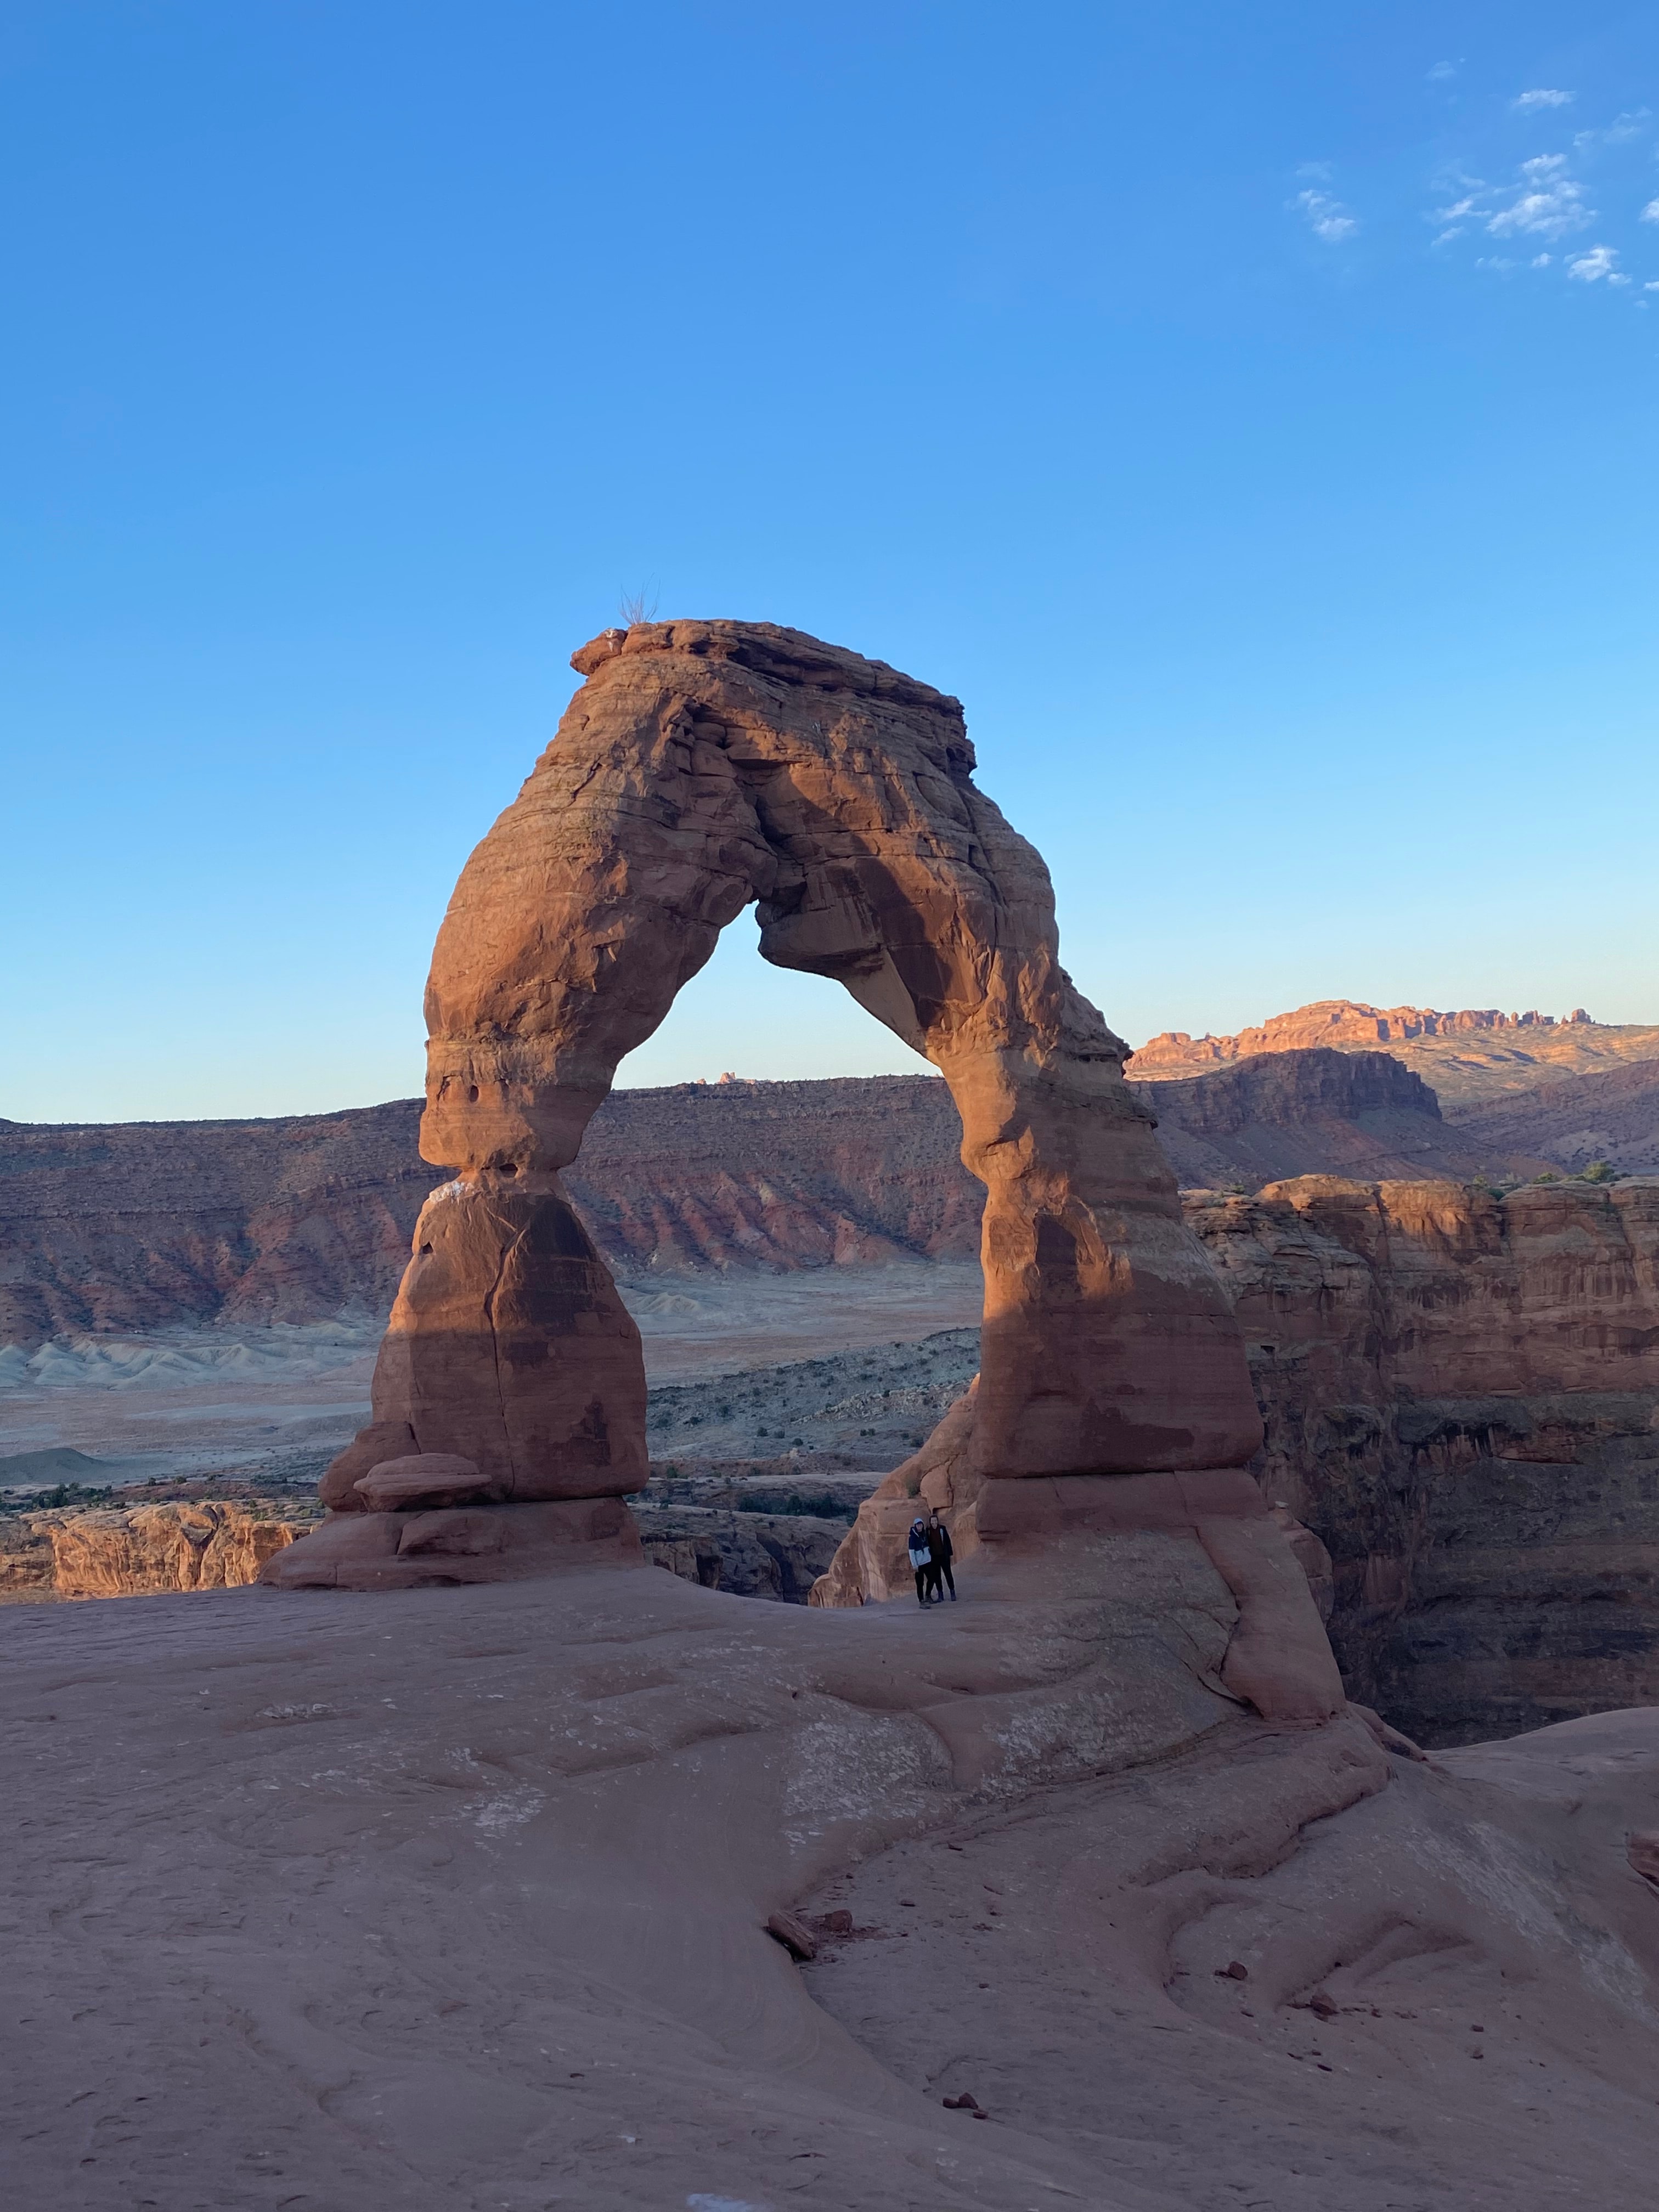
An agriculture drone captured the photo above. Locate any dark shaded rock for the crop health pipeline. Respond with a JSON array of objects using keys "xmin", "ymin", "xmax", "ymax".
[
  {"xmin": 764, "ymin": 1910, "xmax": 817, "ymax": 1961},
  {"xmin": 634, "ymin": 1505, "xmax": 848, "ymax": 1603}
]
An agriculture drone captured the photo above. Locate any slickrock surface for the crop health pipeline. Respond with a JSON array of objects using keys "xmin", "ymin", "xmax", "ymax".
[
  {"xmin": 1134, "ymin": 998, "xmax": 1659, "ymax": 1104},
  {"xmin": 4, "ymin": 1561, "xmax": 1657, "ymax": 2210},
  {"xmin": 1445, "ymin": 1056, "xmax": 1659, "ymax": 1177},
  {"xmin": 301, "ymin": 618, "xmax": 1264, "ymax": 1583},
  {"xmin": 1190, "ymin": 1173, "xmax": 1659, "ymax": 1742}
]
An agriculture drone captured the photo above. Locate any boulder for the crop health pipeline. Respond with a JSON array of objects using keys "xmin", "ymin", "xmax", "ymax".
[
  {"xmin": 259, "ymin": 1497, "xmax": 641, "ymax": 1590},
  {"xmin": 352, "ymin": 1453, "xmax": 497, "ymax": 1511}
]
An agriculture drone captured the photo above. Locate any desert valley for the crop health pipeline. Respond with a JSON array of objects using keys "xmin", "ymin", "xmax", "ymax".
[{"xmin": 7, "ymin": 991, "xmax": 1659, "ymax": 1750}]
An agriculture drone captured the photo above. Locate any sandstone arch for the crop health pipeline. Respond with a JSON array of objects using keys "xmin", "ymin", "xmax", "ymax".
[{"xmin": 270, "ymin": 620, "xmax": 1283, "ymax": 1617}]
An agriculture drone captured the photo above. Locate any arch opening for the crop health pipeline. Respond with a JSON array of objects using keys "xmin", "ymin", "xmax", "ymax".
[{"xmin": 272, "ymin": 621, "xmax": 1268, "ymax": 1596}]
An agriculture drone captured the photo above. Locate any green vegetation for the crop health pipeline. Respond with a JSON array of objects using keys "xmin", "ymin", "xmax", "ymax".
[{"xmin": 0, "ymin": 1482, "xmax": 115, "ymax": 1516}]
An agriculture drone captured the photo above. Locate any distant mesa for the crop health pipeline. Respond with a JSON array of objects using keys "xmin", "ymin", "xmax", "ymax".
[
  {"xmin": 1133, "ymin": 998, "xmax": 1659, "ymax": 1106},
  {"xmin": 1135, "ymin": 998, "xmax": 1596, "ymax": 1063}
]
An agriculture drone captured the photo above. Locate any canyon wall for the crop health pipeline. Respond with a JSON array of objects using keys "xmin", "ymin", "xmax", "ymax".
[
  {"xmin": 1192, "ymin": 1175, "xmax": 1659, "ymax": 1743},
  {"xmin": 1, "ymin": 1051, "xmax": 1522, "ymax": 1348},
  {"xmin": 0, "ymin": 1101, "xmax": 437, "ymax": 1347},
  {"xmin": 0, "ymin": 1500, "xmax": 303, "ymax": 1600}
]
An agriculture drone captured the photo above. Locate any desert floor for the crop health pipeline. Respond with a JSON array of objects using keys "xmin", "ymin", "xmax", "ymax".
[{"xmin": 0, "ymin": 1262, "xmax": 986, "ymax": 1497}]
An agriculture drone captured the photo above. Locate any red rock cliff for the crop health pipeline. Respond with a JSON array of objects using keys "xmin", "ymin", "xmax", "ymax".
[{"xmin": 1189, "ymin": 1174, "xmax": 1659, "ymax": 1742}]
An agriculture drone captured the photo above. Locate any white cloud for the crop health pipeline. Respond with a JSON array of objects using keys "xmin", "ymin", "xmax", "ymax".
[
  {"xmin": 1646, "ymin": 280, "xmax": 1659, "ymax": 291},
  {"xmin": 1486, "ymin": 155, "xmax": 1593, "ymax": 240},
  {"xmin": 1574, "ymin": 110, "xmax": 1649, "ymax": 149},
  {"xmin": 1514, "ymin": 88, "xmax": 1575, "ymax": 111},
  {"xmin": 1567, "ymin": 244, "xmax": 1626, "ymax": 282},
  {"xmin": 1292, "ymin": 188, "xmax": 1358, "ymax": 242},
  {"xmin": 1532, "ymin": 253, "xmax": 1553, "ymax": 267},
  {"xmin": 1427, "ymin": 60, "xmax": 1461, "ymax": 83},
  {"xmin": 1432, "ymin": 227, "xmax": 1465, "ymax": 246},
  {"xmin": 1641, "ymin": 198, "xmax": 1659, "ymax": 223}
]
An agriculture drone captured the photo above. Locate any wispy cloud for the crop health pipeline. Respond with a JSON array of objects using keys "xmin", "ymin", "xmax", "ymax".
[
  {"xmin": 1485, "ymin": 155, "xmax": 1593, "ymax": 241},
  {"xmin": 1427, "ymin": 60, "xmax": 1461, "ymax": 83},
  {"xmin": 1294, "ymin": 92, "xmax": 1654, "ymax": 312},
  {"xmin": 1575, "ymin": 110, "xmax": 1649, "ymax": 150},
  {"xmin": 1292, "ymin": 188, "xmax": 1358, "ymax": 242},
  {"xmin": 1567, "ymin": 245, "xmax": 1628, "ymax": 284}
]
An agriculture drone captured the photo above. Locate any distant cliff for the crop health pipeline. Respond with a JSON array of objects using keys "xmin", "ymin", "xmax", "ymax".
[
  {"xmin": 1192, "ymin": 1174, "xmax": 1659, "ymax": 1744},
  {"xmin": 1444, "ymin": 1057, "xmax": 1659, "ymax": 1177},
  {"xmin": 0, "ymin": 1054, "xmax": 1516, "ymax": 1347},
  {"xmin": 1133, "ymin": 999, "xmax": 1659, "ymax": 1104},
  {"xmin": 1135, "ymin": 1048, "xmax": 1528, "ymax": 1189},
  {"xmin": 0, "ymin": 1101, "xmax": 438, "ymax": 1347}
]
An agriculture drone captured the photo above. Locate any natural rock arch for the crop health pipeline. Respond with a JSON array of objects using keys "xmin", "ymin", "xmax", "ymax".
[{"xmin": 269, "ymin": 620, "xmax": 1289, "ymax": 1621}]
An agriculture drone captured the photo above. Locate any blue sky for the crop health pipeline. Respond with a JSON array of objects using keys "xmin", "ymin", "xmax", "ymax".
[{"xmin": 4, "ymin": 1, "xmax": 1657, "ymax": 1121}]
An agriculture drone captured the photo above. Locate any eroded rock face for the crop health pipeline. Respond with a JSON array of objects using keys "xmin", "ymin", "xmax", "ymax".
[
  {"xmin": 0, "ymin": 1502, "xmax": 303, "ymax": 1599},
  {"xmin": 1188, "ymin": 1173, "xmax": 1659, "ymax": 1741},
  {"xmin": 280, "ymin": 619, "xmax": 1264, "ymax": 1589}
]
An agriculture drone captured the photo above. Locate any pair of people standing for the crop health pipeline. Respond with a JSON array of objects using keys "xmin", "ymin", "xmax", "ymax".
[{"xmin": 906, "ymin": 1509, "xmax": 956, "ymax": 1604}]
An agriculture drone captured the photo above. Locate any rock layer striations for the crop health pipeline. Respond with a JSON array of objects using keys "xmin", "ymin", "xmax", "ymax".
[
  {"xmin": 2, "ymin": 1051, "xmax": 1536, "ymax": 1351},
  {"xmin": 1191, "ymin": 1173, "xmax": 1659, "ymax": 1740}
]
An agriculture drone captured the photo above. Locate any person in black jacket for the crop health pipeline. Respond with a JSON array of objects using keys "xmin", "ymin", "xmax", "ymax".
[
  {"xmin": 926, "ymin": 1509, "xmax": 956, "ymax": 1602},
  {"xmin": 907, "ymin": 1516, "xmax": 933, "ymax": 1604}
]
